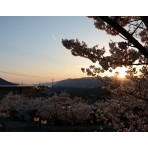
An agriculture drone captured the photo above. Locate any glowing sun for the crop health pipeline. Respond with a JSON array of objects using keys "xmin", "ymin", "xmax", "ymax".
[{"xmin": 115, "ymin": 67, "xmax": 127, "ymax": 78}]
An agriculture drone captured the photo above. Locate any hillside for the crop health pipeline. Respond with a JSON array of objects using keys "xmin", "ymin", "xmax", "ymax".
[
  {"xmin": 0, "ymin": 78, "xmax": 18, "ymax": 86},
  {"xmin": 50, "ymin": 86, "xmax": 109, "ymax": 100},
  {"xmin": 53, "ymin": 77, "xmax": 103, "ymax": 88}
]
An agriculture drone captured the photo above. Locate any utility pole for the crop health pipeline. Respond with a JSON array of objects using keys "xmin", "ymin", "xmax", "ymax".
[
  {"xmin": 21, "ymin": 81, "xmax": 23, "ymax": 98},
  {"xmin": 51, "ymin": 78, "xmax": 54, "ymax": 88}
]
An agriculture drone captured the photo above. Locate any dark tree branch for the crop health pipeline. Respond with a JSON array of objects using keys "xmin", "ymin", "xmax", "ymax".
[
  {"xmin": 99, "ymin": 16, "xmax": 148, "ymax": 60},
  {"xmin": 118, "ymin": 34, "xmax": 128, "ymax": 40},
  {"xmin": 130, "ymin": 24, "xmax": 147, "ymax": 30},
  {"xmin": 123, "ymin": 63, "xmax": 148, "ymax": 66},
  {"xmin": 131, "ymin": 21, "xmax": 143, "ymax": 35},
  {"xmin": 140, "ymin": 16, "xmax": 148, "ymax": 29}
]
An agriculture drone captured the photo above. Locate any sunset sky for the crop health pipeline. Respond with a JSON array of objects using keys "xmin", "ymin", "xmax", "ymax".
[{"xmin": 0, "ymin": 16, "xmax": 121, "ymax": 84}]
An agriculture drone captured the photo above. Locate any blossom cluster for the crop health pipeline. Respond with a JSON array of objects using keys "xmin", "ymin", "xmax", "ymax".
[
  {"xmin": 62, "ymin": 16, "xmax": 148, "ymax": 78},
  {"xmin": 0, "ymin": 92, "xmax": 93, "ymax": 125},
  {"xmin": 61, "ymin": 16, "xmax": 148, "ymax": 131}
]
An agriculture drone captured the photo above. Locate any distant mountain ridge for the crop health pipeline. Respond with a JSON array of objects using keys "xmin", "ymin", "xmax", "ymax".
[
  {"xmin": 53, "ymin": 77, "xmax": 103, "ymax": 88},
  {"xmin": 0, "ymin": 78, "xmax": 18, "ymax": 86}
]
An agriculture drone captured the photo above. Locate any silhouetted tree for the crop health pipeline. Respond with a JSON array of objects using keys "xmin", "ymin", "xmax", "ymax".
[
  {"xmin": 62, "ymin": 16, "xmax": 148, "ymax": 131},
  {"xmin": 62, "ymin": 16, "xmax": 148, "ymax": 77}
]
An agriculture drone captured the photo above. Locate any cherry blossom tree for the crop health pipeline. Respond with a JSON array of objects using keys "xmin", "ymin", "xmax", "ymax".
[
  {"xmin": 0, "ymin": 93, "xmax": 93, "ymax": 125},
  {"xmin": 62, "ymin": 16, "xmax": 148, "ymax": 131},
  {"xmin": 62, "ymin": 16, "xmax": 148, "ymax": 77}
]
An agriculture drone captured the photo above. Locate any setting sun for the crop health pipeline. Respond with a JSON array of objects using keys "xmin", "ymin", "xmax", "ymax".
[{"xmin": 115, "ymin": 67, "xmax": 127, "ymax": 78}]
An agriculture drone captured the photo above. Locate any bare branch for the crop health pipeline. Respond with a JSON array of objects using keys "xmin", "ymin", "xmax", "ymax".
[
  {"xmin": 131, "ymin": 21, "xmax": 143, "ymax": 35},
  {"xmin": 140, "ymin": 16, "xmax": 148, "ymax": 29},
  {"xmin": 118, "ymin": 34, "xmax": 128, "ymax": 40},
  {"xmin": 130, "ymin": 23, "xmax": 147, "ymax": 30},
  {"xmin": 122, "ymin": 63, "xmax": 148, "ymax": 66}
]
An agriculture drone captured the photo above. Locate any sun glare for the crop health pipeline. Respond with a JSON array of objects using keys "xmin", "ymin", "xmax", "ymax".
[{"xmin": 115, "ymin": 67, "xmax": 127, "ymax": 78}]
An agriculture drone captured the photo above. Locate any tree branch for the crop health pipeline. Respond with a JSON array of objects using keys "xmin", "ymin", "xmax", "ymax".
[
  {"xmin": 99, "ymin": 16, "xmax": 148, "ymax": 60},
  {"xmin": 140, "ymin": 16, "xmax": 148, "ymax": 29},
  {"xmin": 130, "ymin": 24, "xmax": 147, "ymax": 30},
  {"xmin": 131, "ymin": 21, "xmax": 143, "ymax": 35},
  {"xmin": 124, "ymin": 63, "xmax": 148, "ymax": 66},
  {"xmin": 118, "ymin": 34, "xmax": 128, "ymax": 40},
  {"xmin": 122, "ymin": 90, "xmax": 148, "ymax": 103}
]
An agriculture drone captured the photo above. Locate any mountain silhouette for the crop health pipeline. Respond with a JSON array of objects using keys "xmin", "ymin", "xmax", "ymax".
[
  {"xmin": 0, "ymin": 78, "xmax": 18, "ymax": 86},
  {"xmin": 54, "ymin": 77, "xmax": 103, "ymax": 88}
]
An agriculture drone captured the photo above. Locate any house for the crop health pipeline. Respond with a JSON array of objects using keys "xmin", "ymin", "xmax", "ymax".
[{"xmin": 0, "ymin": 78, "xmax": 35, "ymax": 98}]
